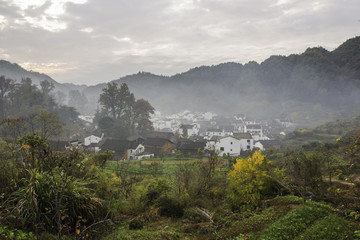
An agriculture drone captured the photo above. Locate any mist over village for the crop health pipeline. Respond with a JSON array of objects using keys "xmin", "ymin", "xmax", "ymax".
[{"xmin": 1, "ymin": 0, "xmax": 360, "ymax": 239}]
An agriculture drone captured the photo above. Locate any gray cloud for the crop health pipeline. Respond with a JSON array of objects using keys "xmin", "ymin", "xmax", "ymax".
[{"xmin": 0, "ymin": 0, "xmax": 359, "ymax": 85}]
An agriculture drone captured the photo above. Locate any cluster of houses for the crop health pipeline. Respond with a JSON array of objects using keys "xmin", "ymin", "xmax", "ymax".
[{"xmin": 49, "ymin": 112, "xmax": 284, "ymax": 160}]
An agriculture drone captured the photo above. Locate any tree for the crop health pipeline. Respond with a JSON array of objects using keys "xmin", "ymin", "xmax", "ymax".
[
  {"xmin": 227, "ymin": 150, "xmax": 274, "ymax": 210},
  {"xmin": 8, "ymin": 78, "xmax": 45, "ymax": 113},
  {"xmin": 98, "ymin": 83, "xmax": 154, "ymax": 138},
  {"xmin": 40, "ymin": 79, "xmax": 54, "ymax": 95},
  {"xmin": 0, "ymin": 76, "xmax": 13, "ymax": 120},
  {"xmin": 35, "ymin": 110, "xmax": 63, "ymax": 140},
  {"xmin": 133, "ymin": 99, "xmax": 154, "ymax": 136},
  {"xmin": 98, "ymin": 82, "xmax": 119, "ymax": 118}
]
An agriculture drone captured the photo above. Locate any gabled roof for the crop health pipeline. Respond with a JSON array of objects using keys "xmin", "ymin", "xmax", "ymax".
[
  {"xmin": 233, "ymin": 132, "xmax": 253, "ymax": 139},
  {"xmin": 210, "ymin": 135, "xmax": 222, "ymax": 141},
  {"xmin": 127, "ymin": 134, "xmax": 145, "ymax": 142},
  {"xmin": 143, "ymin": 138, "xmax": 174, "ymax": 147},
  {"xmin": 147, "ymin": 132, "xmax": 174, "ymax": 140},
  {"xmin": 219, "ymin": 135, "xmax": 240, "ymax": 141},
  {"xmin": 159, "ymin": 128, "xmax": 173, "ymax": 133},
  {"xmin": 99, "ymin": 139, "xmax": 138, "ymax": 153},
  {"xmin": 177, "ymin": 141, "xmax": 206, "ymax": 150}
]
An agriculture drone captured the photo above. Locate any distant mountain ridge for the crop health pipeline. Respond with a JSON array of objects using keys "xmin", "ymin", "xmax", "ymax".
[
  {"xmin": 1, "ymin": 36, "xmax": 360, "ymax": 124},
  {"xmin": 0, "ymin": 60, "xmax": 86, "ymax": 94}
]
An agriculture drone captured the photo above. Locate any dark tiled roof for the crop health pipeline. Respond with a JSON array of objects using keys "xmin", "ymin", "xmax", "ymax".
[
  {"xmin": 210, "ymin": 136, "xmax": 222, "ymax": 141},
  {"xmin": 143, "ymin": 138, "xmax": 174, "ymax": 147},
  {"xmin": 159, "ymin": 128, "xmax": 173, "ymax": 133},
  {"xmin": 99, "ymin": 139, "xmax": 138, "ymax": 153},
  {"xmin": 177, "ymin": 141, "xmax": 206, "ymax": 150},
  {"xmin": 147, "ymin": 132, "xmax": 174, "ymax": 140},
  {"xmin": 233, "ymin": 133, "xmax": 253, "ymax": 139}
]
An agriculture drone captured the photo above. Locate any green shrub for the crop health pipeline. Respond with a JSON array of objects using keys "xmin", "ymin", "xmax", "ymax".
[
  {"xmin": 157, "ymin": 196, "xmax": 184, "ymax": 218},
  {"xmin": 129, "ymin": 219, "xmax": 144, "ymax": 230},
  {"xmin": 0, "ymin": 226, "xmax": 35, "ymax": 240},
  {"xmin": 265, "ymin": 195, "xmax": 303, "ymax": 206},
  {"xmin": 299, "ymin": 215, "xmax": 357, "ymax": 240},
  {"xmin": 259, "ymin": 204, "xmax": 329, "ymax": 240},
  {"xmin": 6, "ymin": 168, "xmax": 103, "ymax": 232}
]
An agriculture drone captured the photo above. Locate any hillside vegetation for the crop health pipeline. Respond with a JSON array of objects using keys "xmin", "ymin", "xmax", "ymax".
[{"xmin": 1, "ymin": 36, "xmax": 360, "ymax": 124}]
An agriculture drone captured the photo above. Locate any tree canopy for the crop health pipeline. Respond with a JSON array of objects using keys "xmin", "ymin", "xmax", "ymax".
[{"xmin": 98, "ymin": 82, "xmax": 154, "ymax": 138}]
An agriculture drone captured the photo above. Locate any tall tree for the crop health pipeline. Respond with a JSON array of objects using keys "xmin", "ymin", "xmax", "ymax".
[
  {"xmin": 0, "ymin": 76, "xmax": 13, "ymax": 120},
  {"xmin": 40, "ymin": 79, "xmax": 54, "ymax": 95},
  {"xmin": 98, "ymin": 82, "xmax": 119, "ymax": 118},
  {"xmin": 98, "ymin": 83, "xmax": 154, "ymax": 137}
]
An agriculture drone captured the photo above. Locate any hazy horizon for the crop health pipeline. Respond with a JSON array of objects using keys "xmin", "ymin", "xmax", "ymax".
[{"xmin": 0, "ymin": 0, "xmax": 359, "ymax": 85}]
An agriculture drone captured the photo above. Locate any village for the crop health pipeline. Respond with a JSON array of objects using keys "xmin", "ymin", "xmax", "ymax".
[{"xmin": 52, "ymin": 110, "xmax": 297, "ymax": 160}]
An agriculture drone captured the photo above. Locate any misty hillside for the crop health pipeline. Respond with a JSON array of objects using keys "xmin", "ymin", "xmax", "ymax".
[
  {"xmin": 84, "ymin": 36, "xmax": 360, "ymax": 124},
  {"xmin": 0, "ymin": 60, "xmax": 86, "ymax": 97},
  {"xmin": 1, "ymin": 37, "xmax": 360, "ymax": 125}
]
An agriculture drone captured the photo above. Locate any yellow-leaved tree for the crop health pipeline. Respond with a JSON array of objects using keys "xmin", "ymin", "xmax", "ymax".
[{"xmin": 227, "ymin": 150, "xmax": 274, "ymax": 211}]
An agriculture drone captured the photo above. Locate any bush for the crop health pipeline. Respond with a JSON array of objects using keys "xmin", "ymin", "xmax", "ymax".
[
  {"xmin": 227, "ymin": 150, "xmax": 275, "ymax": 211},
  {"xmin": 129, "ymin": 219, "xmax": 144, "ymax": 230},
  {"xmin": 157, "ymin": 196, "xmax": 184, "ymax": 218},
  {"xmin": 259, "ymin": 203, "xmax": 329, "ymax": 240},
  {"xmin": 0, "ymin": 226, "xmax": 34, "ymax": 240},
  {"xmin": 298, "ymin": 215, "xmax": 357, "ymax": 240}
]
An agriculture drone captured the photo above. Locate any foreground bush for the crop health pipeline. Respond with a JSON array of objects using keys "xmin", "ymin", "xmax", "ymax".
[
  {"xmin": 259, "ymin": 203, "xmax": 329, "ymax": 240},
  {"xmin": 298, "ymin": 215, "xmax": 357, "ymax": 240},
  {"xmin": 227, "ymin": 150, "xmax": 275, "ymax": 211}
]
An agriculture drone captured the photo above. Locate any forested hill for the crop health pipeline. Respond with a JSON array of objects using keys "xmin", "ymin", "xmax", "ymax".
[
  {"xmin": 0, "ymin": 60, "xmax": 86, "ymax": 94},
  {"xmin": 84, "ymin": 36, "xmax": 360, "ymax": 123},
  {"xmin": 1, "ymin": 36, "xmax": 360, "ymax": 124}
]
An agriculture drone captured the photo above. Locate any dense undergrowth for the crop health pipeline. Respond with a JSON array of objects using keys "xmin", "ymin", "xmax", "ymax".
[{"xmin": 0, "ymin": 115, "xmax": 360, "ymax": 239}]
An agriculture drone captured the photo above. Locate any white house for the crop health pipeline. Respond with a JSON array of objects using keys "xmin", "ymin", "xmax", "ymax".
[
  {"xmin": 205, "ymin": 127, "xmax": 233, "ymax": 140},
  {"xmin": 245, "ymin": 124, "xmax": 263, "ymax": 140},
  {"xmin": 84, "ymin": 134, "xmax": 104, "ymax": 146},
  {"xmin": 233, "ymin": 132, "xmax": 254, "ymax": 151},
  {"xmin": 215, "ymin": 136, "xmax": 241, "ymax": 157}
]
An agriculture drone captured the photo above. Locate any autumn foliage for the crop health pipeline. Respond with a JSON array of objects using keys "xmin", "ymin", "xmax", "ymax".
[{"xmin": 227, "ymin": 150, "xmax": 274, "ymax": 210}]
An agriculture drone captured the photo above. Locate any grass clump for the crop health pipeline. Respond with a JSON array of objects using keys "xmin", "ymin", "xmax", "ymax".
[{"xmin": 101, "ymin": 229, "xmax": 182, "ymax": 240}]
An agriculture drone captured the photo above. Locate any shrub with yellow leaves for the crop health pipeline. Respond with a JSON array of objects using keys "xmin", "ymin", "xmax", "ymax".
[{"xmin": 227, "ymin": 150, "xmax": 274, "ymax": 211}]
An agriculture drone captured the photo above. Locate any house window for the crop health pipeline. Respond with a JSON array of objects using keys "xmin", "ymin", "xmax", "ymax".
[
  {"xmin": 247, "ymin": 140, "xmax": 250, "ymax": 143},
  {"xmin": 230, "ymin": 149, "xmax": 232, "ymax": 151},
  {"xmin": 231, "ymin": 142, "xmax": 233, "ymax": 144},
  {"xmin": 247, "ymin": 145, "xmax": 250, "ymax": 150},
  {"xmin": 220, "ymin": 147, "xmax": 224, "ymax": 151}
]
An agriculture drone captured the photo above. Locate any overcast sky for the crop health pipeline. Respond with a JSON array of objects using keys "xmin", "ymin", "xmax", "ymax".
[{"xmin": 0, "ymin": 0, "xmax": 359, "ymax": 85}]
